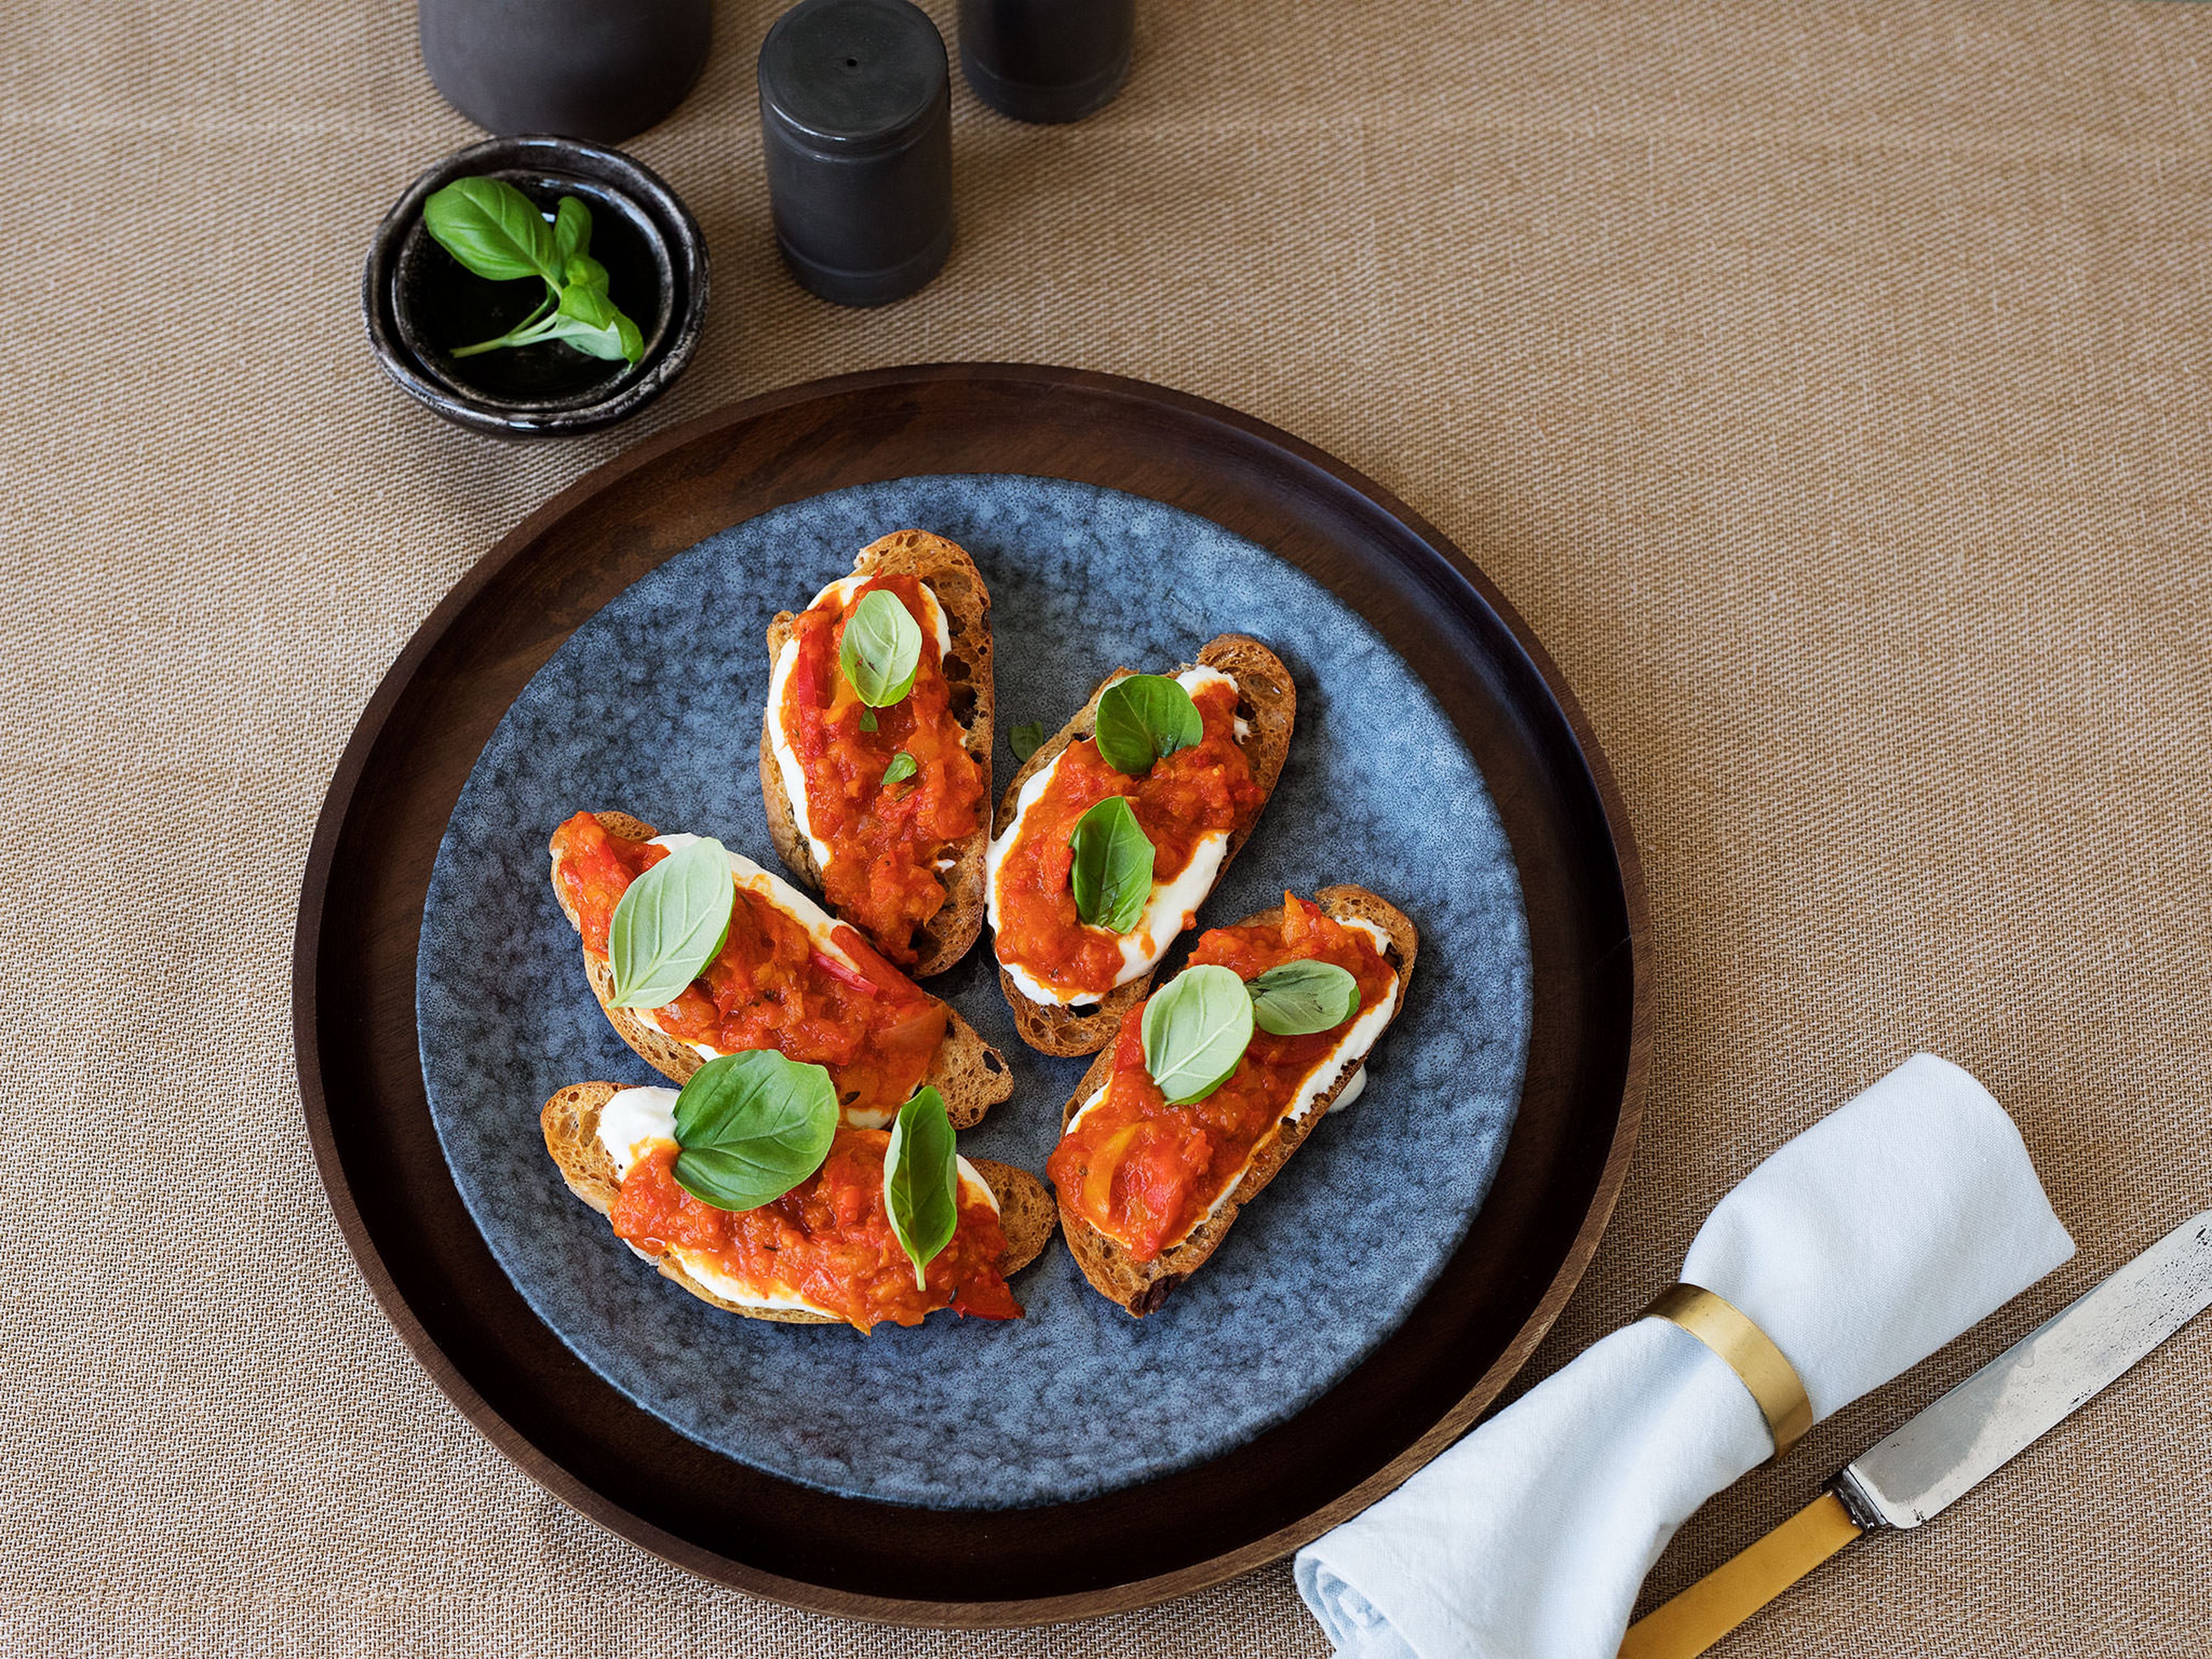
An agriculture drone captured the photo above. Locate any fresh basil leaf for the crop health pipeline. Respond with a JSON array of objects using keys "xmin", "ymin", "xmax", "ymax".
[
  {"xmin": 1068, "ymin": 796, "xmax": 1154, "ymax": 934},
  {"xmin": 883, "ymin": 1086, "xmax": 960, "ymax": 1289},
  {"xmin": 671, "ymin": 1050, "xmax": 838, "ymax": 1211},
  {"xmin": 558, "ymin": 277, "xmax": 616, "ymax": 331},
  {"xmin": 881, "ymin": 751, "xmax": 918, "ymax": 786},
  {"xmin": 552, "ymin": 195, "xmax": 591, "ymax": 268},
  {"xmin": 613, "ymin": 312, "xmax": 643, "ymax": 365},
  {"xmin": 542, "ymin": 315, "xmax": 631, "ymax": 361},
  {"xmin": 1093, "ymin": 674, "xmax": 1203, "ymax": 777},
  {"xmin": 607, "ymin": 835, "xmax": 736, "ymax": 1007},
  {"xmin": 1142, "ymin": 964, "xmax": 1256, "ymax": 1104},
  {"xmin": 422, "ymin": 176, "xmax": 558, "ymax": 283},
  {"xmin": 1009, "ymin": 721, "xmax": 1045, "ymax": 762},
  {"xmin": 1248, "ymin": 959, "xmax": 1361, "ymax": 1036},
  {"xmin": 565, "ymin": 252, "xmax": 611, "ymax": 294},
  {"xmin": 838, "ymin": 588, "xmax": 923, "ymax": 706},
  {"xmin": 859, "ymin": 708, "xmax": 878, "ymax": 733}
]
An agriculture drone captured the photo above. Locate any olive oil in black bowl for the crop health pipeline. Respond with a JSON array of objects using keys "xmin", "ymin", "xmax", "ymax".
[{"xmin": 365, "ymin": 136, "xmax": 709, "ymax": 437}]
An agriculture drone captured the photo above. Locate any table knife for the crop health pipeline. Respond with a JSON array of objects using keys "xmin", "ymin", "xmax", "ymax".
[{"xmin": 1619, "ymin": 1206, "xmax": 2212, "ymax": 1659}]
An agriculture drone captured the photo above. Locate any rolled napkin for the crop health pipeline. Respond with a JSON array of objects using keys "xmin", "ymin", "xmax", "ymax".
[{"xmin": 1296, "ymin": 1052, "xmax": 2074, "ymax": 1659}]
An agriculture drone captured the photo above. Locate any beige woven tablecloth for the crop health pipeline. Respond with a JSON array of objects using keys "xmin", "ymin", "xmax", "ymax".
[{"xmin": 3, "ymin": 0, "xmax": 2207, "ymax": 1652}]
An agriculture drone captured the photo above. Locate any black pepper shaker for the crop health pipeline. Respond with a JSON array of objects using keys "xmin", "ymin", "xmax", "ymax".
[
  {"xmin": 757, "ymin": 0, "xmax": 955, "ymax": 308},
  {"xmin": 959, "ymin": 0, "xmax": 1134, "ymax": 124}
]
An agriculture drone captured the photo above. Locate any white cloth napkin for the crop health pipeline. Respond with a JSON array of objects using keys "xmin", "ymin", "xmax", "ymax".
[{"xmin": 1296, "ymin": 1052, "xmax": 2074, "ymax": 1659}]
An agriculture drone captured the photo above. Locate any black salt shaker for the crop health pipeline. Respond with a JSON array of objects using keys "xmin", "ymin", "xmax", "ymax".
[
  {"xmin": 959, "ymin": 0, "xmax": 1134, "ymax": 124},
  {"xmin": 758, "ymin": 0, "xmax": 955, "ymax": 307}
]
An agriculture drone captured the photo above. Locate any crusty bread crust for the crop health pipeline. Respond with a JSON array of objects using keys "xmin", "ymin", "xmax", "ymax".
[
  {"xmin": 542, "ymin": 1082, "xmax": 1055, "ymax": 1329},
  {"xmin": 548, "ymin": 810, "xmax": 1013, "ymax": 1128},
  {"xmin": 991, "ymin": 635, "xmax": 1297, "ymax": 1056},
  {"xmin": 759, "ymin": 531, "xmax": 994, "ymax": 978},
  {"xmin": 1052, "ymin": 885, "xmax": 1419, "ymax": 1317}
]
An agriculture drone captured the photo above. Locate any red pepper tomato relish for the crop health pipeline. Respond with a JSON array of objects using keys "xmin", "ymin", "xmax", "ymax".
[
  {"xmin": 986, "ymin": 668, "xmax": 1266, "ymax": 1005},
  {"xmin": 1046, "ymin": 896, "xmax": 1398, "ymax": 1262},
  {"xmin": 550, "ymin": 812, "xmax": 948, "ymax": 1126},
  {"xmin": 764, "ymin": 573, "xmax": 986, "ymax": 967},
  {"xmin": 605, "ymin": 1118, "xmax": 1021, "ymax": 1332}
]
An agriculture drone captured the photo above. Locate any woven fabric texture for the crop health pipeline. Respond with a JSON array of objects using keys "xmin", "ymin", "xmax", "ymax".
[{"xmin": 2, "ymin": 0, "xmax": 2207, "ymax": 1653}]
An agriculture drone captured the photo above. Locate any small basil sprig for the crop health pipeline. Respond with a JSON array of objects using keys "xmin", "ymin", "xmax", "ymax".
[
  {"xmin": 839, "ymin": 588, "xmax": 923, "ymax": 707},
  {"xmin": 882, "ymin": 752, "xmax": 918, "ymax": 786},
  {"xmin": 423, "ymin": 176, "xmax": 644, "ymax": 366},
  {"xmin": 1141, "ymin": 964, "xmax": 1256, "ymax": 1103},
  {"xmin": 883, "ymin": 1086, "xmax": 960, "ymax": 1289},
  {"xmin": 1093, "ymin": 675, "xmax": 1203, "ymax": 776},
  {"xmin": 1069, "ymin": 796, "xmax": 1154, "ymax": 933},
  {"xmin": 1008, "ymin": 721, "xmax": 1046, "ymax": 763},
  {"xmin": 607, "ymin": 836, "xmax": 736, "ymax": 1007},
  {"xmin": 1248, "ymin": 959, "xmax": 1360, "ymax": 1036},
  {"xmin": 671, "ymin": 1050, "xmax": 839, "ymax": 1211}
]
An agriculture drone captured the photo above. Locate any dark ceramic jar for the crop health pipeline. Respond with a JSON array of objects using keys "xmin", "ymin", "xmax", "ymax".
[
  {"xmin": 757, "ymin": 0, "xmax": 955, "ymax": 307},
  {"xmin": 418, "ymin": 0, "xmax": 712, "ymax": 143},
  {"xmin": 363, "ymin": 135, "xmax": 710, "ymax": 437},
  {"xmin": 959, "ymin": 0, "xmax": 1132, "ymax": 124}
]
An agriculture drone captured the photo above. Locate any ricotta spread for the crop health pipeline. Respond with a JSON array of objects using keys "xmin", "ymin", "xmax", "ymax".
[{"xmin": 985, "ymin": 665, "xmax": 1241, "ymax": 1007}]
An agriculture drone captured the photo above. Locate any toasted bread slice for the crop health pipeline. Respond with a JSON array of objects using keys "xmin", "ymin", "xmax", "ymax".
[
  {"xmin": 542, "ymin": 1081, "xmax": 1056, "ymax": 1328},
  {"xmin": 989, "ymin": 634, "xmax": 1296, "ymax": 1056},
  {"xmin": 1054, "ymin": 885, "xmax": 1418, "ymax": 1316},
  {"xmin": 759, "ymin": 530, "xmax": 994, "ymax": 978},
  {"xmin": 550, "ymin": 810, "xmax": 1013, "ymax": 1129}
]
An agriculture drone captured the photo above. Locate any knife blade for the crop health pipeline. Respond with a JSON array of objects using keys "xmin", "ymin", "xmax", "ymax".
[
  {"xmin": 1620, "ymin": 1206, "xmax": 2212, "ymax": 1659},
  {"xmin": 1835, "ymin": 1205, "xmax": 2212, "ymax": 1529}
]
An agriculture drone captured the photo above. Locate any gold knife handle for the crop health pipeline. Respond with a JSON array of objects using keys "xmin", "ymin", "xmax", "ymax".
[{"xmin": 1618, "ymin": 1490, "xmax": 1866, "ymax": 1659}]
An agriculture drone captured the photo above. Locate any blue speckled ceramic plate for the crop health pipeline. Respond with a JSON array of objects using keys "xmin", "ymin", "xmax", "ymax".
[{"xmin": 416, "ymin": 473, "xmax": 1531, "ymax": 1511}]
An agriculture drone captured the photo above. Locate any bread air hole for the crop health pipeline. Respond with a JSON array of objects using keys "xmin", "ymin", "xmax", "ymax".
[
  {"xmin": 982, "ymin": 1051, "xmax": 1004, "ymax": 1073},
  {"xmin": 944, "ymin": 664, "xmax": 978, "ymax": 724}
]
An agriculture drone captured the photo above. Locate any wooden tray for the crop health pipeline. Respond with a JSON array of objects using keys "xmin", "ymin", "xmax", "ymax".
[{"xmin": 293, "ymin": 363, "xmax": 1649, "ymax": 1625}]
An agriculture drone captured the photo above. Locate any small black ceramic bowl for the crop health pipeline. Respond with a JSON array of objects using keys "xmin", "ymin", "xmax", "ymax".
[{"xmin": 363, "ymin": 135, "xmax": 709, "ymax": 437}]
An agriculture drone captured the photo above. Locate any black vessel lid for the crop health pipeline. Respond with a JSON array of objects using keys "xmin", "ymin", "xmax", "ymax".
[{"xmin": 760, "ymin": 0, "xmax": 947, "ymax": 156}]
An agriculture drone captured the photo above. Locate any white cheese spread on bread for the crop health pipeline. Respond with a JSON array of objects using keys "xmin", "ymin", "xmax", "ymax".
[
  {"xmin": 986, "ymin": 665, "xmax": 1241, "ymax": 1007},
  {"xmin": 625, "ymin": 835, "xmax": 906, "ymax": 1114},
  {"xmin": 595, "ymin": 1084, "xmax": 997, "ymax": 1315},
  {"xmin": 1062, "ymin": 919, "xmax": 1400, "ymax": 1252},
  {"xmin": 765, "ymin": 575, "xmax": 953, "ymax": 871}
]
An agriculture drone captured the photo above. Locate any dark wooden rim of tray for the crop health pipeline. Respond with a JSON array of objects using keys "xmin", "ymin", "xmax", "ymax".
[{"xmin": 293, "ymin": 363, "xmax": 1651, "ymax": 1627}]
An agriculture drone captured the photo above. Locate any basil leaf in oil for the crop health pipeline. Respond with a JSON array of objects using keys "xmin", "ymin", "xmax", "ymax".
[
  {"xmin": 1009, "ymin": 721, "xmax": 1045, "ymax": 763},
  {"xmin": 556, "ymin": 267, "xmax": 617, "ymax": 330},
  {"xmin": 606, "ymin": 835, "xmax": 736, "ymax": 1008},
  {"xmin": 884, "ymin": 1086, "xmax": 960, "ymax": 1290},
  {"xmin": 1141, "ymin": 964, "xmax": 1256, "ymax": 1104},
  {"xmin": 552, "ymin": 194, "xmax": 590, "ymax": 270},
  {"xmin": 565, "ymin": 251, "xmax": 611, "ymax": 294},
  {"xmin": 422, "ymin": 176, "xmax": 559, "ymax": 283},
  {"xmin": 670, "ymin": 1050, "xmax": 838, "ymax": 1212},
  {"xmin": 859, "ymin": 708, "xmax": 878, "ymax": 733},
  {"xmin": 1248, "ymin": 959, "xmax": 1361, "ymax": 1036},
  {"xmin": 543, "ymin": 310, "xmax": 642, "ymax": 364},
  {"xmin": 1093, "ymin": 674, "xmax": 1203, "ymax": 777},
  {"xmin": 422, "ymin": 181, "xmax": 646, "ymax": 366},
  {"xmin": 1068, "ymin": 796, "xmax": 1154, "ymax": 934},
  {"xmin": 882, "ymin": 751, "xmax": 918, "ymax": 786},
  {"xmin": 838, "ymin": 588, "xmax": 924, "ymax": 707}
]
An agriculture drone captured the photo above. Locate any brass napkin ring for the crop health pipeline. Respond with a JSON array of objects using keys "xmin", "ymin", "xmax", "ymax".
[{"xmin": 1643, "ymin": 1283, "xmax": 1813, "ymax": 1459}]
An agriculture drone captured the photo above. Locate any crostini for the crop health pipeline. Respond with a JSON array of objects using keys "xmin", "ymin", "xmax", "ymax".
[
  {"xmin": 1046, "ymin": 886, "xmax": 1418, "ymax": 1316},
  {"xmin": 759, "ymin": 531, "xmax": 994, "ymax": 976},
  {"xmin": 548, "ymin": 810, "xmax": 1013, "ymax": 1128},
  {"xmin": 985, "ymin": 635, "xmax": 1294, "ymax": 1056},
  {"xmin": 543, "ymin": 1080, "xmax": 1055, "ymax": 1332}
]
